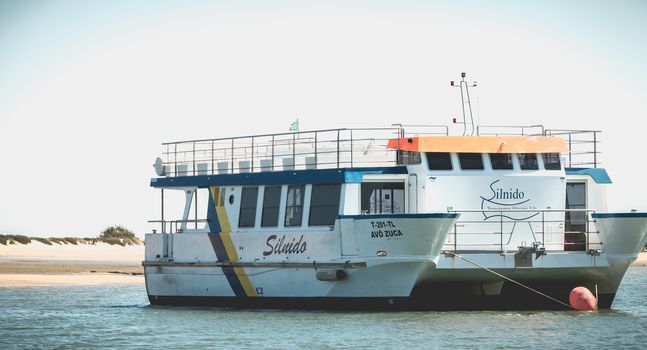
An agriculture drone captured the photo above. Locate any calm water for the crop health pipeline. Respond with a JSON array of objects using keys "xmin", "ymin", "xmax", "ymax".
[{"xmin": 2, "ymin": 269, "xmax": 647, "ymax": 349}]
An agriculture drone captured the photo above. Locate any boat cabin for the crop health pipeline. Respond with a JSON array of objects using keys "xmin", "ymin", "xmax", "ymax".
[{"xmin": 150, "ymin": 125, "xmax": 607, "ymax": 254}]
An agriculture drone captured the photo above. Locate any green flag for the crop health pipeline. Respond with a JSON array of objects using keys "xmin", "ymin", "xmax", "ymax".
[{"xmin": 289, "ymin": 119, "xmax": 299, "ymax": 132}]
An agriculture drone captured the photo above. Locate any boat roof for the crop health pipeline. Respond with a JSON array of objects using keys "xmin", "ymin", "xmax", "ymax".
[{"xmin": 387, "ymin": 136, "xmax": 568, "ymax": 154}]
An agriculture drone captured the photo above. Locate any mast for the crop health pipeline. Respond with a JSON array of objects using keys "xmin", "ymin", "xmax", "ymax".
[{"xmin": 450, "ymin": 72, "xmax": 478, "ymax": 136}]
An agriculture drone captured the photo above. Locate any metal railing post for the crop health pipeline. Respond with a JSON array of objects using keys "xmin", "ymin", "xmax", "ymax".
[
  {"xmin": 161, "ymin": 189, "xmax": 165, "ymax": 234},
  {"xmin": 292, "ymin": 133, "xmax": 296, "ymax": 168},
  {"xmin": 454, "ymin": 223, "xmax": 457, "ymax": 252},
  {"xmin": 251, "ymin": 136, "xmax": 255, "ymax": 172},
  {"xmin": 542, "ymin": 211, "xmax": 545, "ymax": 245},
  {"xmin": 314, "ymin": 131, "xmax": 318, "ymax": 168},
  {"xmin": 231, "ymin": 139, "xmax": 235, "ymax": 174},
  {"xmin": 174, "ymin": 144, "xmax": 178, "ymax": 176},
  {"xmin": 271, "ymin": 135, "xmax": 275, "ymax": 171},
  {"xmin": 500, "ymin": 211, "xmax": 504, "ymax": 252},
  {"xmin": 350, "ymin": 129, "xmax": 353, "ymax": 167},
  {"xmin": 192, "ymin": 142, "xmax": 196, "ymax": 176},
  {"xmin": 568, "ymin": 134, "xmax": 572, "ymax": 167},
  {"xmin": 336, "ymin": 129, "xmax": 340, "ymax": 168},
  {"xmin": 211, "ymin": 140, "xmax": 215, "ymax": 175},
  {"xmin": 593, "ymin": 132, "xmax": 597, "ymax": 168}
]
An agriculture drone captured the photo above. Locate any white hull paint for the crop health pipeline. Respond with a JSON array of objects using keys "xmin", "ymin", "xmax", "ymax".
[{"xmin": 144, "ymin": 215, "xmax": 457, "ymax": 305}]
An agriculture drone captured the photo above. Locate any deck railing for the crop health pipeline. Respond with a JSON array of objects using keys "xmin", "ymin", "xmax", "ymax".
[
  {"xmin": 544, "ymin": 129, "xmax": 601, "ymax": 168},
  {"xmin": 155, "ymin": 124, "xmax": 602, "ymax": 177},
  {"xmin": 158, "ymin": 126, "xmax": 448, "ymax": 177},
  {"xmin": 476, "ymin": 125, "xmax": 601, "ymax": 168},
  {"xmin": 446, "ymin": 209, "xmax": 600, "ymax": 253}
]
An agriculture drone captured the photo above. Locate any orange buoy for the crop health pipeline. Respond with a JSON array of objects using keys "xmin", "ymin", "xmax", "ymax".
[{"xmin": 569, "ymin": 286, "xmax": 597, "ymax": 311}]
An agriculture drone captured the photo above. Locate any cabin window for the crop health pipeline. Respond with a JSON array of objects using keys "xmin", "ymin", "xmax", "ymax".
[
  {"xmin": 261, "ymin": 186, "xmax": 281, "ymax": 227},
  {"xmin": 543, "ymin": 153, "xmax": 561, "ymax": 170},
  {"xmin": 426, "ymin": 152, "xmax": 453, "ymax": 170},
  {"xmin": 284, "ymin": 185, "xmax": 305, "ymax": 227},
  {"xmin": 361, "ymin": 182, "xmax": 405, "ymax": 214},
  {"xmin": 490, "ymin": 153, "xmax": 513, "ymax": 170},
  {"xmin": 518, "ymin": 153, "xmax": 538, "ymax": 170},
  {"xmin": 458, "ymin": 153, "xmax": 484, "ymax": 170},
  {"xmin": 397, "ymin": 151, "xmax": 421, "ymax": 165},
  {"xmin": 308, "ymin": 184, "xmax": 341, "ymax": 226},
  {"xmin": 238, "ymin": 187, "xmax": 258, "ymax": 228}
]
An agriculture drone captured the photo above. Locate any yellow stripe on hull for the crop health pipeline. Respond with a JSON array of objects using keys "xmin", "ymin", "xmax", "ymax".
[{"xmin": 211, "ymin": 186, "xmax": 257, "ymax": 297}]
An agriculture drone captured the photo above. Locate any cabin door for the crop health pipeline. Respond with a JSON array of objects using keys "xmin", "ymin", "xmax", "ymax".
[{"xmin": 564, "ymin": 182, "xmax": 587, "ymax": 251}]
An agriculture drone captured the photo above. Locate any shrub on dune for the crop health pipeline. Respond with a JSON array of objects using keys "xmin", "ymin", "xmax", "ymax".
[
  {"xmin": 33, "ymin": 237, "xmax": 53, "ymax": 245},
  {"xmin": 6, "ymin": 235, "xmax": 31, "ymax": 245}
]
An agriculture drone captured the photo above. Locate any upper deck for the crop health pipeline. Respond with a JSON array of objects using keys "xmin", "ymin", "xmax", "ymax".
[{"xmin": 152, "ymin": 124, "xmax": 601, "ymax": 178}]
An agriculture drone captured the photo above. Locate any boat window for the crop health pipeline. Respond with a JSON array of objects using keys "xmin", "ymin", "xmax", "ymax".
[
  {"xmin": 397, "ymin": 151, "xmax": 421, "ymax": 165},
  {"xmin": 490, "ymin": 153, "xmax": 513, "ymax": 170},
  {"xmin": 308, "ymin": 184, "xmax": 341, "ymax": 226},
  {"xmin": 284, "ymin": 185, "xmax": 305, "ymax": 227},
  {"xmin": 261, "ymin": 186, "xmax": 281, "ymax": 227},
  {"xmin": 426, "ymin": 152, "xmax": 452, "ymax": 170},
  {"xmin": 238, "ymin": 187, "xmax": 258, "ymax": 228},
  {"xmin": 458, "ymin": 153, "xmax": 484, "ymax": 170},
  {"xmin": 361, "ymin": 182, "xmax": 405, "ymax": 214},
  {"xmin": 518, "ymin": 153, "xmax": 538, "ymax": 170},
  {"xmin": 543, "ymin": 153, "xmax": 561, "ymax": 170}
]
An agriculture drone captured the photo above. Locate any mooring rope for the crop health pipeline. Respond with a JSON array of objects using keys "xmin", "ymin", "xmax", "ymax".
[{"xmin": 447, "ymin": 252, "xmax": 574, "ymax": 310}]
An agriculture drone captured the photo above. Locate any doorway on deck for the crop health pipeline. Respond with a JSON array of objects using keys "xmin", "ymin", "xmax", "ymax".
[{"xmin": 564, "ymin": 182, "xmax": 587, "ymax": 251}]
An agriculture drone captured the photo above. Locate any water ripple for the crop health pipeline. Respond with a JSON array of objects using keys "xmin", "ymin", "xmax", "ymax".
[{"xmin": 1, "ymin": 269, "xmax": 647, "ymax": 348}]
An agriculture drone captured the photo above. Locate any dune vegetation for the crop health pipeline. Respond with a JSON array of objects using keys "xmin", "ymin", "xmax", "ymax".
[{"xmin": 0, "ymin": 226, "xmax": 143, "ymax": 246}]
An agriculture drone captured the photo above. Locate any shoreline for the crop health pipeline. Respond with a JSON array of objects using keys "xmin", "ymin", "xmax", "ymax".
[
  {"xmin": 0, "ymin": 241, "xmax": 144, "ymax": 287},
  {"xmin": 1, "ymin": 242, "xmax": 646, "ymax": 287}
]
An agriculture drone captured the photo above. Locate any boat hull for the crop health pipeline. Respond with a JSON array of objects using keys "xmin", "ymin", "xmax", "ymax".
[
  {"xmin": 143, "ymin": 214, "xmax": 457, "ymax": 309},
  {"xmin": 408, "ymin": 213, "xmax": 647, "ymax": 310}
]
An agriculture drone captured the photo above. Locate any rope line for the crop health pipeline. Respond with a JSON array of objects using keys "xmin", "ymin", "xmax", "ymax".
[{"xmin": 447, "ymin": 252, "xmax": 574, "ymax": 310}]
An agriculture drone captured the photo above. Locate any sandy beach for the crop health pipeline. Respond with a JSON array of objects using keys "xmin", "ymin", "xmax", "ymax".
[
  {"xmin": 631, "ymin": 251, "xmax": 647, "ymax": 267},
  {"xmin": 0, "ymin": 242, "xmax": 144, "ymax": 287}
]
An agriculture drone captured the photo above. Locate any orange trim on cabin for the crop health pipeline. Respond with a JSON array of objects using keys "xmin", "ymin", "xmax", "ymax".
[{"xmin": 387, "ymin": 136, "xmax": 568, "ymax": 153}]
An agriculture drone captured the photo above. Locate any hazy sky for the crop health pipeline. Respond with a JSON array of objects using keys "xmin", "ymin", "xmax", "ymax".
[{"xmin": 1, "ymin": 0, "xmax": 646, "ymax": 237}]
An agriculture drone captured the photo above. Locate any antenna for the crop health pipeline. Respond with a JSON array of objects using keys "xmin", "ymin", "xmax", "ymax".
[{"xmin": 450, "ymin": 72, "xmax": 478, "ymax": 136}]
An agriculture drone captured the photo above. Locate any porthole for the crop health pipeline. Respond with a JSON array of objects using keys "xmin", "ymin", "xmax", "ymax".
[{"xmin": 229, "ymin": 194, "xmax": 234, "ymax": 204}]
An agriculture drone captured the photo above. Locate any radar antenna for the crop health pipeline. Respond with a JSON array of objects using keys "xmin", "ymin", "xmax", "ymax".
[{"xmin": 450, "ymin": 72, "xmax": 478, "ymax": 136}]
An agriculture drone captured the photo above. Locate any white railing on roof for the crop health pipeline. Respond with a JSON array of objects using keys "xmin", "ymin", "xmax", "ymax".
[
  {"xmin": 475, "ymin": 125, "xmax": 601, "ymax": 168},
  {"xmin": 156, "ymin": 123, "xmax": 602, "ymax": 177},
  {"xmin": 159, "ymin": 126, "xmax": 449, "ymax": 177}
]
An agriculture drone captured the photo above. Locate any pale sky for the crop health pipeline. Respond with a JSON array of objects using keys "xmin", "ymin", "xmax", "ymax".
[{"xmin": 1, "ymin": 0, "xmax": 646, "ymax": 237}]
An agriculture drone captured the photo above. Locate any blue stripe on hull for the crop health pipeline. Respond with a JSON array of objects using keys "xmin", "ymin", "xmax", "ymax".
[
  {"xmin": 565, "ymin": 167, "xmax": 612, "ymax": 184},
  {"xmin": 592, "ymin": 212, "xmax": 647, "ymax": 218},
  {"xmin": 221, "ymin": 266, "xmax": 247, "ymax": 297},
  {"xmin": 207, "ymin": 233, "xmax": 247, "ymax": 297},
  {"xmin": 339, "ymin": 213, "xmax": 459, "ymax": 220},
  {"xmin": 206, "ymin": 194, "xmax": 221, "ymax": 233},
  {"xmin": 206, "ymin": 233, "xmax": 228, "ymax": 262}
]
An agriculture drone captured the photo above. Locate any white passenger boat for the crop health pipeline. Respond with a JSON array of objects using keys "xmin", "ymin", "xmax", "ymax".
[{"xmin": 144, "ymin": 77, "xmax": 647, "ymax": 310}]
